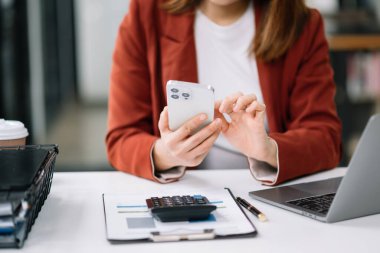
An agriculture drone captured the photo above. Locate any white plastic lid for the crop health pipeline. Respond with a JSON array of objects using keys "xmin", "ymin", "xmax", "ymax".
[{"xmin": 0, "ymin": 119, "xmax": 29, "ymax": 140}]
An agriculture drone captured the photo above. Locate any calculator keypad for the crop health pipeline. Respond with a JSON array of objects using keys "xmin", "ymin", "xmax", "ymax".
[
  {"xmin": 147, "ymin": 195, "xmax": 209, "ymax": 208},
  {"xmin": 146, "ymin": 195, "xmax": 216, "ymax": 222}
]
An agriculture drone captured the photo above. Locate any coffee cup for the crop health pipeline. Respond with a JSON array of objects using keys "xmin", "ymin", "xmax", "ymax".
[{"xmin": 0, "ymin": 119, "xmax": 29, "ymax": 146}]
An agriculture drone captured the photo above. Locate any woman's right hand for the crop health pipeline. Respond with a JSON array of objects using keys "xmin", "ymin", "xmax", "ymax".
[{"xmin": 153, "ymin": 107, "xmax": 222, "ymax": 171}]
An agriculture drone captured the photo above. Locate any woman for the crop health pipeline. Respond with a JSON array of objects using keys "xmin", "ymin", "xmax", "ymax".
[{"xmin": 106, "ymin": 0, "xmax": 342, "ymax": 185}]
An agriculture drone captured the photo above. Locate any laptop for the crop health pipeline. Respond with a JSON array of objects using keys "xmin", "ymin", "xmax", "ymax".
[
  {"xmin": 0, "ymin": 149, "xmax": 49, "ymax": 191},
  {"xmin": 249, "ymin": 114, "xmax": 380, "ymax": 223}
]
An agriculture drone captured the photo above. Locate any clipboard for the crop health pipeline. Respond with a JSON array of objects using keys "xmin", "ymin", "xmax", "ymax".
[{"xmin": 102, "ymin": 188, "xmax": 257, "ymax": 243}]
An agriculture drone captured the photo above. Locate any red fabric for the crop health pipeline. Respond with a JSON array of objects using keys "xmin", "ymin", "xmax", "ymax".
[{"xmin": 106, "ymin": 0, "xmax": 342, "ymax": 185}]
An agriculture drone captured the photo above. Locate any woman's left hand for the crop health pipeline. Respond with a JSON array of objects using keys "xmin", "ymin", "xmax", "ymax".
[{"xmin": 216, "ymin": 92, "xmax": 278, "ymax": 168}]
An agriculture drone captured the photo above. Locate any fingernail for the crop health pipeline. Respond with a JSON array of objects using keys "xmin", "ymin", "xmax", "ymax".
[
  {"xmin": 215, "ymin": 118, "xmax": 221, "ymax": 125},
  {"xmin": 200, "ymin": 114, "xmax": 207, "ymax": 121}
]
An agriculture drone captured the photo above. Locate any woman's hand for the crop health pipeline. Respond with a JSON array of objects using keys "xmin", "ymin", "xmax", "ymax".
[
  {"xmin": 217, "ymin": 92, "xmax": 278, "ymax": 168},
  {"xmin": 153, "ymin": 107, "xmax": 222, "ymax": 171}
]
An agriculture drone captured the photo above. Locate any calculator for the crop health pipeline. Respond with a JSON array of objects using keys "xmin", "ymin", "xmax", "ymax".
[{"xmin": 146, "ymin": 195, "xmax": 217, "ymax": 222}]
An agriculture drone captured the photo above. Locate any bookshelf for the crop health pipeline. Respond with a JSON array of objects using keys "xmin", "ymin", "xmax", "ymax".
[
  {"xmin": 328, "ymin": 33, "xmax": 380, "ymax": 165},
  {"xmin": 328, "ymin": 35, "xmax": 380, "ymax": 51}
]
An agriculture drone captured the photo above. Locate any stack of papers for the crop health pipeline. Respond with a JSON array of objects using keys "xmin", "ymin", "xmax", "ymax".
[
  {"xmin": 103, "ymin": 188, "xmax": 257, "ymax": 242},
  {"xmin": 0, "ymin": 200, "xmax": 29, "ymax": 246}
]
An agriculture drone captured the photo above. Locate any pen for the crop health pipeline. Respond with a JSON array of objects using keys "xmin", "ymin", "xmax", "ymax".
[{"xmin": 236, "ymin": 197, "xmax": 267, "ymax": 222}]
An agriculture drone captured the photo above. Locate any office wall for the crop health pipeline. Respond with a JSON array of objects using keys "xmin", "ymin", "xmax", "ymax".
[
  {"xmin": 75, "ymin": 0, "xmax": 129, "ymax": 104},
  {"xmin": 26, "ymin": 0, "xmax": 77, "ymax": 143},
  {"xmin": 306, "ymin": 0, "xmax": 338, "ymax": 14}
]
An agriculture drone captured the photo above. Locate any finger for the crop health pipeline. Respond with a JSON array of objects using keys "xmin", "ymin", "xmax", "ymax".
[
  {"xmin": 219, "ymin": 92, "xmax": 243, "ymax": 114},
  {"xmin": 246, "ymin": 101, "xmax": 266, "ymax": 114},
  {"xmin": 158, "ymin": 107, "xmax": 171, "ymax": 134},
  {"xmin": 256, "ymin": 103, "xmax": 267, "ymax": 121},
  {"xmin": 233, "ymin": 94, "xmax": 257, "ymax": 112},
  {"xmin": 188, "ymin": 128, "xmax": 220, "ymax": 158},
  {"xmin": 214, "ymin": 100, "xmax": 229, "ymax": 130},
  {"xmin": 214, "ymin": 100, "xmax": 222, "ymax": 109},
  {"xmin": 171, "ymin": 113, "xmax": 208, "ymax": 141},
  {"xmin": 219, "ymin": 116, "xmax": 229, "ymax": 132},
  {"xmin": 182, "ymin": 118, "xmax": 222, "ymax": 152},
  {"xmin": 214, "ymin": 100, "xmax": 223, "ymax": 118}
]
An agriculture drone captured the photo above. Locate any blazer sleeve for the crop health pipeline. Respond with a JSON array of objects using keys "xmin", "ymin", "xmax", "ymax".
[
  {"xmin": 106, "ymin": 0, "xmax": 163, "ymax": 182},
  {"xmin": 268, "ymin": 10, "xmax": 342, "ymax": 185}
]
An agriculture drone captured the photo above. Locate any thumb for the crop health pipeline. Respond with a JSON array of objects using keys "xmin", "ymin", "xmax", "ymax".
[
  {"xmin": 214, "ymin": 100, "xmax": 224, "ymax": 118},
  {"xmin": 214, "ymin": 100, "xmax": 229, "ymax": 131},
  {"xmin": 158, "ymin": 106, "xmax": 171, "ymax": 134},
  {"xmin": 254, "ymin": 103, "xmax": 267, "ymax": 127}
]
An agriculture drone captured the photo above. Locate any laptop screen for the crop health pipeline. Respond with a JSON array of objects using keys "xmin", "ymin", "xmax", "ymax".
[{"xmin": 0, "ymin": 149, "xmax": 49, "ymax": 191}]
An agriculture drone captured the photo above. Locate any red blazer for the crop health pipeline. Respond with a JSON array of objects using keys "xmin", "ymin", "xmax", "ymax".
[{"xmin": 106, "ymin": 0, "xmax": 342, "ymax": 185}]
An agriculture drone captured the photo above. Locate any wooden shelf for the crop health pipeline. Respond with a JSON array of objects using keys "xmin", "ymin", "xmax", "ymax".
[{"xmin": 328, "ymin": 35, "xmax": 380, "ymax": 51}]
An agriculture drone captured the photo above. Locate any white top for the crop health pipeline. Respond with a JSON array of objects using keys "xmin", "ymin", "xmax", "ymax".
[
  {"xmin": 194, "ymin": 2, "xmax": 262, "ymax": 152},
  {"xmin": 193, "ymin": 4, "xmax": 278, "ymax": 184}
]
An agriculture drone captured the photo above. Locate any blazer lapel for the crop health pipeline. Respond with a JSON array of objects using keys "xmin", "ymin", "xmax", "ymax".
[{"xmin": 160, "ymin": 10, "xmax": 198, "ymax": 93}]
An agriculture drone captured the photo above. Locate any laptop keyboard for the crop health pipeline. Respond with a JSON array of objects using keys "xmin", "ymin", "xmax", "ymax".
[{"xmin": 286, "ymin": 193, "xmax": 336, "ymax": 215}]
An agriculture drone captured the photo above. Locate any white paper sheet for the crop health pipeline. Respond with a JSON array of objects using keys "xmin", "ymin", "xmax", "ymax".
[{"xmin": 103, "ymin": 189, "xmax": 256, "ymax": 241}]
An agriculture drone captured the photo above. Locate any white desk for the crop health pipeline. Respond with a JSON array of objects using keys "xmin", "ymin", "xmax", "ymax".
[{"xmin": 4, "ymin": 168, "xmax": 380, "ymax": 253}]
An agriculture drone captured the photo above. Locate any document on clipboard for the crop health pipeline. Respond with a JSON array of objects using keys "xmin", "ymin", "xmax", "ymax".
[{"xmin": 102, "ymin": 188, "xmax": 257, "ymax": 243}]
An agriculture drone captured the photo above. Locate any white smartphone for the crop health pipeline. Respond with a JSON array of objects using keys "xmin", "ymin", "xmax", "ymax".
[{"xmin": 166, "ymin": 80, "xmax": 215, "ymax": 132}]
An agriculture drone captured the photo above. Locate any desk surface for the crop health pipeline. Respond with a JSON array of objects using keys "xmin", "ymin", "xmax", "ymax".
[{"xmin": 4, "ymin": 168, "xmax": 380, "ymax": 253}]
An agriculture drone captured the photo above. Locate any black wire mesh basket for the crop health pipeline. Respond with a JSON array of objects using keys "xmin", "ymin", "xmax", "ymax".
[{"xmin": 0, "ymin": 144, "xmax": 59, "ymax": 248}]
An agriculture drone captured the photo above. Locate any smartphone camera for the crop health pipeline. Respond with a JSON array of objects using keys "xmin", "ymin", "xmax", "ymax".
[
  {"xmin": 169, "ymin": 87, "xmax": 191, "ymax": 101},
  {"xmin": 182, "ymin": 93, "xmax": 190, "ymax": 100}
]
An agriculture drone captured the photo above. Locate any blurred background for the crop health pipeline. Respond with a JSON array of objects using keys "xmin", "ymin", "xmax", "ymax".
[{"xmin": 0, "ymin": 0, "xmax": 380, "ymax": 171}]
